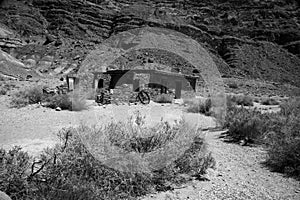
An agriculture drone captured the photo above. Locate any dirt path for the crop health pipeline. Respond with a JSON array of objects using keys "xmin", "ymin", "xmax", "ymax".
[{"xmin": 142, "ymin": 131, "xmax": 300, "ymax": 200}]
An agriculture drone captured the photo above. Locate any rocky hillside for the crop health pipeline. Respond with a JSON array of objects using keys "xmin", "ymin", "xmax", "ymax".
[{"xmin": 0, "ymin": 0, "xmax": 299, "ymax": 86}]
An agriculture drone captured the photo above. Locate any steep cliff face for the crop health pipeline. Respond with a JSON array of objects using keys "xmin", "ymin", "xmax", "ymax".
[{"xmin": 0, "ymin": 0, "xmax": 299, "ymax": 86}]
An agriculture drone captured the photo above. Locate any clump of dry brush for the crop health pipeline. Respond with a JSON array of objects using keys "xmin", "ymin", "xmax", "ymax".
[
  {"xmin": 224, "ymin": 97, "xmax": 300, "ymax": 178},
  {"xmin": 0, "ymin": 113, "xmax": 215, "ymax": 200}
]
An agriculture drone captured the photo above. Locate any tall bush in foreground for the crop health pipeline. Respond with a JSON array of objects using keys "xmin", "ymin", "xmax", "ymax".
[{"xmin": 0, "ymin": 115, "xmax": 214, "ymax": 199}]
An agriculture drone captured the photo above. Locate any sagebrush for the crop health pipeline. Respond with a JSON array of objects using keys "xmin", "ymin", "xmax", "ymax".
[{"xmin": 225, "ymin": 98, "xmax": 300, "ymax": 177}]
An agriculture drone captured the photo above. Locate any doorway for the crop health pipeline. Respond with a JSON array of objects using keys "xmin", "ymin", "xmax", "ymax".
[{"xmin": 175, "ymin": 81, "xmax": 182, "ymax": 99}]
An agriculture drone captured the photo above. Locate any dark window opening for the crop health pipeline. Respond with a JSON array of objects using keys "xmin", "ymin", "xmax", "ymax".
[{"xmin": 193, "ymin": 69, "xmax": 200, "ymax": 74}]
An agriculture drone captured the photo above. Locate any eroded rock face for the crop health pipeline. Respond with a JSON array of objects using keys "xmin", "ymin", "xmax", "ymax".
[
  {"xmin": 0, "ymin": 49, "xmax": 38, "ymax": 79},
  {"xmin": 0, "ymin": 0, "xmax": 299, "ymax": 86}
]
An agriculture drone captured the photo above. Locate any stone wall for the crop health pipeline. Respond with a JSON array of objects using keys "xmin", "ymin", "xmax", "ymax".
[{"xmin": 111, "ymin": 84, "xmax": 135, "ymax": 104}]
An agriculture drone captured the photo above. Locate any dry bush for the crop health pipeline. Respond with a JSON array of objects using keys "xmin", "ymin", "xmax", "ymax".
[
  {"xmin": 10, "ymin": 86, "xmax": 45, "ymax": 108},
  {"xmin": 0, "ymin": 82, "xmax": 16, "ymax": 95},
  {"xmin": 264, "ymin": 98, "xmax": 300, "ymax": 177},
  {"xmin": 227, "ymin": 94, "xmax": 254, "ymax": 106},
  {"xmin": 44, "ymin": 94, "xmax": 72, "ymax": 110},
  {"xmin": 0, "ymin": 88, "xmax": 7, "ymax": 95},
  {"xmin": 0, "ymin": 147, "xmax": 32, "ymax": 200},
  {"xmin": 227, "ymin": 82, "xmax": 238, "ymax": 89},
  {"xmin": 43, "ymin": 92, "xmax": 87, "ymax": 111},
  {"xmin": 224, "ymin": 107, "xmax": 271, "ymax": 144},
  {"xmin": 0, "ymin": 115, "xmax": 214, "ymax": 199},
  {"xmin": 185, "ymin": 98, "xmax": 211, "ymax": 116},
  {"xmin": 154, "ymin": 94, "xmax": 173, "ymax": 103},
  {"xmin": 279, "ymin": 97, "xmax": 300, "ymax": 116},
  {"xmin": 260, "ymin": 97, "xmax": 280, "ymax": 105},
  {"xmin": 225, "ymin": 98, "xmax": 300, "ymax": 177}
]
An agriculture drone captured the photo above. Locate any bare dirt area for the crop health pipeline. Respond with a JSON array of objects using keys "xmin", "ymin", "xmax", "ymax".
[{"xmin": 142, "ymin": 130, "xmax": 300, "ymax": 200}]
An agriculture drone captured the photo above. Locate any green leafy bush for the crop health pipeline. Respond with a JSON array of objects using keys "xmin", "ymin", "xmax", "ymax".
[
  {"xmin": 224, "ymin": 107, "xmax": 271, "ymax": 144},
  {"xmin": 0, "ymin": 146, "xmax": 32, "ymax": 200},
  {"xmin": 264, "ymin": 99, "xmax": 300, "ymax": 177},
  {"xmin": 0, "ymin": 88, "xmax": 7, "ymax": 95},
  {"xmin": 279, "ymin": 97, "xmax": 300, "ymax": 116},
  {"xmin": 154, "ymin": 94, "xmax": 173, "ymax": 103},
  {"xmin": 225, "ymin": 98, "xmax": 300, "ymax": 177},
  {"xmin": 260, "ymin": 97, "xmax": 280, "ymax": 105},
  {"xmin": 0, "ymin": 82, "xmax": 16, "ymax": 95},
  {"xmin": 43, "ymin": 92, "xmax": 87, "ymax": 111},
  {"xmin": 0, "ymin": 115, "xmax": 214, "ymax": 199},
  {"xmin": 10, "ymin": 86, "xmax": 45, "ymax": 108},
  {"xmin": 185, "ymin": 98, "xmax": 211, "ymax": 116},
  {"xmin": 227, "ymin": 94, "xmax": 254, "ymax": 106}
]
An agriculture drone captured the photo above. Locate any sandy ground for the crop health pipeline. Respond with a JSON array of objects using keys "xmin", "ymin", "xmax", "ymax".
[{"xmin": 142, "ymin": 130, "xmax": 300, "ymax": 200}]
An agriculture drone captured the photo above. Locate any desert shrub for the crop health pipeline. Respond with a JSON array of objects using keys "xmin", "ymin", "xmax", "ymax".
[
  {"xmin": 0, "ymin": 88, "xmax": 7, "ymax": 95},
  {"xmin": 264, "ymin": 99, "xmax": 300, "ymax": 177},
  {"xmin": 43, "ymin": 92, "xmax": 87, "ymax": 111},
  {"xmin": 260, "ymin": 97, "xmax": 280, "ymax": 105},
  {"xmin": 69, "ymin": 92, "xmax": 88, "ymax": 111},
  {"xmin": 0, "ymin": 82, "xmax": 16, "ymax": 95},
  {"xmin": 10, "ymin": 86, "xmax": 45, "ymax": 108},
  {"xmin": 227, "ymin": 94, "xmax": 254, "ymax": 106},
  {"xmin": 154, "ymin": 94, "xmax": 173, "ymax": 103},
  {"xmin": 225, "ymin": 98, "xmax": 300, "ymax": 177},
  {"xmin": 224, "ymin": 107, "xmax": 271, "ymax": 143},
  {"xmin": 185, "ymin": 98, "xmax": 211, "ymax": 115},
  {"xmin": 227, "ymin": 82, "xmax": 238, "ymax": 89},
  {"xmin": 0, "ymin": 115, "xmax": 214, "ymax": 199},
  {"xmin": 0, "ymin": 146, "xmax": 32, "ymax": 200},
  {"xmin": 44, "ymin": 94, "xmax": 72, "ymax": 110},
  {"xmin": 279, "ymin": 97, "xmax": 300, "ymax": 116}
]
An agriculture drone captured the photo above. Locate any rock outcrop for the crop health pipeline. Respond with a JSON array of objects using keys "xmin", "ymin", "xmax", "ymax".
[{"xmin": 0, "ymin": 0, "xmax": 299, "ymax": 86}]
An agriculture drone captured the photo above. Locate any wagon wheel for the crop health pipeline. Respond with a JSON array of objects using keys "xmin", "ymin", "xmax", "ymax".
[{"xmin": 137, "ymin": 90, "xmax": 150, "ymax": 104}]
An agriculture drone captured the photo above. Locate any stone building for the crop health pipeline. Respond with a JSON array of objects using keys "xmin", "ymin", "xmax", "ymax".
[{"xmin": 92, "ymin": 68, "xmax": 199, "ymax": 103}]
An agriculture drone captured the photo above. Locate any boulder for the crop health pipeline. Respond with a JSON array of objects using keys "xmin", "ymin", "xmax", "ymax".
[{"xmin": 55, "ymin": 107, "xmax": 62, "ymax": 111}]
